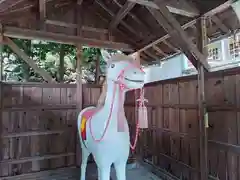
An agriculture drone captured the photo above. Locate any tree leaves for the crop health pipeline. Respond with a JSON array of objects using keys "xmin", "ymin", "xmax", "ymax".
[{"xmin": 2, "ymin": 38, "xmax": 117, "ymax": 83}]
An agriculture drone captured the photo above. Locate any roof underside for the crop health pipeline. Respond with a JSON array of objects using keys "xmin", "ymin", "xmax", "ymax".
[{"xmin": 0, "ymin": 0, "xmax": 239, "ymax": 64}]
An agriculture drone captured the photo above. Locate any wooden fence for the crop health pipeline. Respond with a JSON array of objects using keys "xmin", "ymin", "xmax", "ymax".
[
  {"xmin": 2, "ymin": 67, "xmax": 240, "ymax": 180},
  {"xmin": 133, "ymin": 68, "xmax": 240, "ymax": 180},
  {"xmin": 0, "ymin": 82, "xmax": 78, "ymax": 177}
]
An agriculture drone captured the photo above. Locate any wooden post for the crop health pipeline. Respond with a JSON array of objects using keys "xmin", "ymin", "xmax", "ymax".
[
  {"xmin": 0, "ymin": 24, "xmax": 3, "ymax": 81},
  {"xmin": 95, "ymin": 52, "xmax": 100, "ymax": 84},
  {"xmin": 76, "ymin": 44, "xmax": 82, "ymax": 167},
  {"xmin": 197, "ymin": 16, "xmax": 209, "ymax": 180},
  {"xmin": 59, "ymin": 44, "xmax": 65, "ymax": 82},
  {"xmin": 75, "ymin": 0, "xmax": 83, "ymax": 167}
]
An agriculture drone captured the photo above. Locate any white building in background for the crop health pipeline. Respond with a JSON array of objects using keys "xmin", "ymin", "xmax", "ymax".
[{"xmin": 145, "ymin": 32, "xmax": 240, "ymax": 83}]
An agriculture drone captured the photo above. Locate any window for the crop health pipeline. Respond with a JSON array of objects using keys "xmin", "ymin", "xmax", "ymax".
[
  {"xmin": 208, "ymin": 47, "xmax": 220, "ymax": 60},
  {"xmin": 229, "ymin": 36, "xmax": 240, "ymax": 59}
]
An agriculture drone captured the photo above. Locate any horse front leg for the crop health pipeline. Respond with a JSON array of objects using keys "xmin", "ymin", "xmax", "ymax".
[
  {"xmin": 114, "ymin": 160, "xmax": 127, "ymax": 180},
  {"xmin": 97, "ymin": 165, "xmax": 111, "ymax": 180},
  {"xmin": 80, "ymin": 146, "xmax": 90, "ymax": 180}
]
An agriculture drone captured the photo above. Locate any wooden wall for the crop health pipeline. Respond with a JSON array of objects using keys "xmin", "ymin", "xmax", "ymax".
[
  {"xmin": 0, "ymin": 82, "xmax": 77, "ymax": 177},
  {"xmin": 131, "ymin": 68, "xmax": 240, "ymax": 180},
  {"xmin": 2, "ymin": 67, "xmax": 240, "ymax": 180}
]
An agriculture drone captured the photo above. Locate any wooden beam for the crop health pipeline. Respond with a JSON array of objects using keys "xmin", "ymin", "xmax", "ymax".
[
  {"xmin": 205, "ymin": 0, "xmax": 233, "ymax": 17},
  {"xmin": 109, "ymin": 1, "xmax": 136, "ymax": 30},
  {"xmin": 0, "ymin": 5, "xmax": 34, "ymax": 16},
  {"xmin": 211, "ymin": 15, "xmax": 229, "ymax": 34},
  {"xmin": 138, "ymin": 19, "xmax": 196, "ymax": 52},
  {"xmin": 128, "ymin": 0, "xmax": 199, "ymax": 17},
  {"xmin": 147, "ymin": 1, "xmax": 210, "ymax": 70},
  {"xmin": 3, "ymin": 26, "xmax": 133, "ymax": 51},
  {"xmin": 45, "ymin": 19, "xmax": 108, "ymax": 33},
  {"xmin": 152, "ymin": 45, "xmax": 167, "ymax": 56},
  {"xmin": 4, "ymin": 37, "xmax": 56, "ymax": 82},
  {"xmin": 2, "ymin": 130, "xmax": 66, "ymax": 138},
  {"xmin": 0, "ymin": 153, "xmax": 75, "ymax": 164}
]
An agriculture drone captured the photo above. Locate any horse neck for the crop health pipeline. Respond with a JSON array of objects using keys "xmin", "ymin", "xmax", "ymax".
[{"xmin": 102, "ymin": 80, "xmax": 125, "ymax": 116}]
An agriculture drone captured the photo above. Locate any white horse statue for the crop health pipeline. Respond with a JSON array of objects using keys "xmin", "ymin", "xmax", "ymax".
[{"xmin": 77, "ymin": 52, "xmax": 146, "ymax": 180}]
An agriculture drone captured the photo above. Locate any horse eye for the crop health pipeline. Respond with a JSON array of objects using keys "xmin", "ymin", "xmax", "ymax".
[{"xmin": 111, "ymin": 64, "xmax": 115, "ymax": 68}]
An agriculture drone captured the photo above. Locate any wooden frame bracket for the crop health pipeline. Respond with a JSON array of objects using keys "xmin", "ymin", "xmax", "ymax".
[
  {"xmin": 136, "ymin": 0, "xmax": 233, "ymax": 65},
  {"xmin": 4, "ymin": 37, "xmax": 56, "ymax": 83},
  {"xmin": 144, "ymin": 0, "xmax": 210, "ymax": 70}
]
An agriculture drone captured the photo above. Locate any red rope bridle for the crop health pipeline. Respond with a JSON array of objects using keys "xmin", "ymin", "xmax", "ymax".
[{"xmin": 89, "ymin": 62, "xmax": 145, "ymax": 151}]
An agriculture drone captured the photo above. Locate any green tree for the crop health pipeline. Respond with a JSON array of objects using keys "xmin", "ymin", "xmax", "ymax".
[{"xmin": 2, "ymin": 38, "xmax": 117, "ymax": 83}]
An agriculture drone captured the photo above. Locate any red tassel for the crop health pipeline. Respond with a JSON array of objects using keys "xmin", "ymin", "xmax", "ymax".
[
  {"xmin": 138, "ymin": 105, "xmax": 148, "ymax": 128},
  {"xmin": 136, "ymin": 88, "xmax": 148, "ymax": 129}
]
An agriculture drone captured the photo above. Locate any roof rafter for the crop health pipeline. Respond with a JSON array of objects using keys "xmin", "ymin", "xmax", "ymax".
[
  {"xmin": 137, "ymin": 0, "xmax": 233, "ymax": 53},
  {"xmin": 128, "ymin": 0, "xmax": 199, "ymax": 17},
  {"xmin": 147, "ymin": 0, "xmax": 210, "ymax": 70},
  {"xmin": 211, "ymin": 15, "xmax": 230, "ymax": 34},
  {"xmin": 109, "ymin": 1, "xmax": 136, "ymax": 30},
  {"xmin": 95, "ymin": 0, "xmax": 140, "ymax": 38},
  {"xmin": 162, "ymin": 40, "xmax": 180, "ymax": 52},
  {"xmin": 94, "ymin": 0, "xmax": 157, "ymax": 60},
  {"xmin": 144, "ymin": 50, "xmax": 160, "ymax": 60},
  {"xmin": 112, "ymin": 0, "xmax": 151, "ymax": 33},
  {"xmin": 152, "ymin": 45, "xmax": 167, "ymax": 56},
  {"xmin": 45, "ymin": 19, "xmax": 108, "ymax": 33}
]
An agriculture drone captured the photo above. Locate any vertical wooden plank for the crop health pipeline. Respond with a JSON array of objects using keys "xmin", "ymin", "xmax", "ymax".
[
  {"xmin": 66, "ymin": 110, "xmax": 76, "ymax": 166},
  {"xmin": 224, "ymin": 75, "xmax": 238, "ymax": 180},
  {"xmin": 236, "ymin": 74, "xmax": 240, "ymax": 180},
  {"xmin": 0, "ymin": 37, "xmax": 4, "ymax": 176},
  {"xmin": 39, "ymin": 86, "xmax": 49, "ymax": 170},
  {"xmin": 1, "ymin": 111, "xmax": 10, "ymax": 177},
  {"xmin": 179, "ymin": 80, "xmax": 198, "ymax": 105}
]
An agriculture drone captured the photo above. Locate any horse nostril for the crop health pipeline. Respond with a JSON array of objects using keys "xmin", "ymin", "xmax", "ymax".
[{"xmin": 134, "ymin": 71, "xmax": 137, "ymax": 74}]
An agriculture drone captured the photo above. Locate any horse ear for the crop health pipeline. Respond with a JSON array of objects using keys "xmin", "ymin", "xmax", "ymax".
[{"xmin": 100, "ymin": 49, "xmax": 112, "ymax": 63}]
